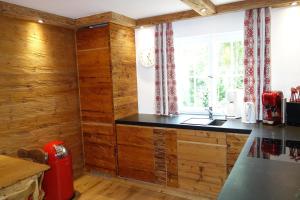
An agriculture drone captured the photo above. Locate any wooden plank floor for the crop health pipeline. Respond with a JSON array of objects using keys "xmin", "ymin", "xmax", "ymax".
[{"xmin": 74, "ymin": 174, "xmax": 208, "ymax": 200}]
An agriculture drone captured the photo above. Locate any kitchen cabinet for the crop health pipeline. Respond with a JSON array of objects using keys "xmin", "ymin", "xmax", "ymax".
[
  {"xmin": 76, "ymin": 23, "xmax": 138, "ymax": 175},
  {"xmin": 116, "ymin": 125, "xmax": 156, "ymax": 182},
  {"xmin": 177, "ymin": 129, "xmax": 227, "ymax": 199},
  {"xmin": 116, "ymin": 125, "xmax": 178, "ymax": 186},
  {"xmin": 116, "ymin": 124, "xmax": 248, "ymax": 199},
  {"xmin": 226, "ymin": 133, "xmax": 249, "ymax": 173}
]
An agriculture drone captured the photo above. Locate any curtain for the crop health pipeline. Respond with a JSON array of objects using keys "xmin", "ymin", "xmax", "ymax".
[
  {"xmin": 155, "ymin": 23, "xmax": 178, "ymax": 115},
  {"xmin": 244, "ymin": 8, "xmax": 271, "ymax": 120}
]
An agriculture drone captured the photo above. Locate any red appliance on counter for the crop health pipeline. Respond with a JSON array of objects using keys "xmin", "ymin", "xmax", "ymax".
[
  {"xmin": 262, "ymin": 91, "xmax": 283, "ymax": 125},
  {"xmin": 43, "ymin": 141, "xmax": 74, "ymax": 200}
]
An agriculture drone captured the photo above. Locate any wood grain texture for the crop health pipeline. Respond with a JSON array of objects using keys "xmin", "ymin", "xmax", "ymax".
[
  {"xmin": 75, "ymin": 12, "xmax": 136, "ymax": 28},
  {"xmin": 109, "ymin": 23, "xmax": 138, "ymax": 120},
  {"xmin": 153, "ymin": 128, "xmax": 179, "ymax": 187},
  {"xmin": 153, "ymin": 129, "xmax": 167, "ymax": 185},
  {"xmin": 0, "ymin": 15, "xmax": 83, "ymax": 177},
  {"xmin": 226, "ymin": 133, "xmax": 248, "ymax": 173},
  {"xmin": 177, "ymin": 130, "xmax": 227, "ymax": 199},
  {"xmin": 165, "ymin": 129, "xmax": 179, "ymax": 188},
  {"xmin": 74, "ymin": 174, "xmax": 190, "ymax": 200},
  {"xmin": 177, "ymin": 129, "xmax": 226, "ymax": 145},
  {"xmin": 0, "ymin": 155, "xmax": 49, "ymax": 189},
  {"xmin": 76, "ymin": 23, "xmax": 138, "ymax": 175},
  {"xmin": 76, "ymin": 24, "xmax": 116, "ymax": 175},
  {"xmin": 136, "ymin": 10, "xmax": 199, "ymax": 27},
  {"xmin": 118, "ymin": 145, "xmax": 156, "ymax": 182},
  {"xmin": 136, "ymin": 0, "xmax": 299, "ymax": 26},
  {"xmin": 116, "ymin": 125, "xmax": 155, "ymax": 182},
  {"xmin": 116, "ymin": 125, "xmax": 154, "ymax": 148},
  {"xmin": 0, "ymin": 1, "xmax": 75, "ymax": 29},
  {"xmin": 216, "ymin": 0, "xmax": 300, "ymax": 13},
  {"xmin": 181, "ymin": 0, "xmax": 216, "ymax": 15}
]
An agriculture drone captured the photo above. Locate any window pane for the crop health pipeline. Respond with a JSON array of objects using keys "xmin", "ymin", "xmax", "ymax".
[
  {"xmin": 174, "ymin": 32, "xmax": 244, "ymax": 114},
  {"xmin": 175, "ymin": 37, "xmax": 209, "ymax": 112}
]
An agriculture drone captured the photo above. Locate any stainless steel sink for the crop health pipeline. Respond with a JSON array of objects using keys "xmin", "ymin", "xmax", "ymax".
[
  {"xmin": 208, "ymin": 119, "xmax": 227, "ymax": 126},
  {"xmin": 181, "ymin": 118, "xmax": 227, "ymax": 126},
  {"xmin": 181, "ymin": 118, "xmax": 212, "ymax": 125}
]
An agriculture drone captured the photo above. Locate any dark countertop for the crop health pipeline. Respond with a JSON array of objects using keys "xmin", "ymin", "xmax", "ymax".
[
  {"xmin": 116, "ymin": 113, "xmax": 253, "ymax": 134},
  {"xmin": 116, "ymin": 114, "xmax": 300, "ymax": 200}
]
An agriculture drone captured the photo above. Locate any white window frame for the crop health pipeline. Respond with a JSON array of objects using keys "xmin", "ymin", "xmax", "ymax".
[{"xmin": 174, "ymin": 31, "xmax": 244, "ymax": 115}]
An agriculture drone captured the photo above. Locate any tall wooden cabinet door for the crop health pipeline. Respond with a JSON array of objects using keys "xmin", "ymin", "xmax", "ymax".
[
  {"xmin": 177, "ymin": 140, "xmax": 227, "ymax": 199},
  {"xmin": 76, "ymin": 25, "xmax": 114, "ymax": 123},
  {"xmin": 116, "ymin": 125, "xmax": 156, "ymax": 182},
  {"xmin": 76, "ymin": 25, "xmax": 116, "ymax": 175}
]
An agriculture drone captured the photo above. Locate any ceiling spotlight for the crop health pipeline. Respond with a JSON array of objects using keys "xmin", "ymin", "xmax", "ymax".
[
  {"xmin": 140, "ymin": 26, "xmax": 144, "ymax": 29},
  {"xmin": 38, "ymin": 19, "xmax": 44, "ymax": 24},
  {"xmin": 291, "ymin": 1, "xmax": 298, "ymax": 6},
  {"xmin": 200, "ymin": 8, "xmax": 207, "ymax": 14}
]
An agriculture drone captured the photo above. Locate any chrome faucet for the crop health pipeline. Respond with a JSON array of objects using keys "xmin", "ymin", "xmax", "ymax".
[{"xmin": 207, "ymin": 106, "xmax": 213, "ymax": 120}]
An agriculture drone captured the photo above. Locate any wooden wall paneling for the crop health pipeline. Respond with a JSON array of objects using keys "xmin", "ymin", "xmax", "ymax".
[
  {"xmin": 75, "ymin": 12, "xmax": 136, "ymax": 28},
  {"xmin": 226, "ymin": 133, "xmax": 249, "ymax": 173},
  {"xmin": 109, "ymin": 23, "xmax": 138, "ymax": 120},
  {"xmin": 0, "ymin": 1, "xmax": 75, "ymax": 29},
  {"xmin": 110, "ymin": 12, "xmax": 136, "ymax": 27},
  {"xmin": 0, "ymin": 15, "xmax": 83, "ymax": 177}
]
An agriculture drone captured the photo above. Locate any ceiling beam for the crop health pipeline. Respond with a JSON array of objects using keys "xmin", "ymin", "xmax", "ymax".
[
  {"xmin": 216, "ymin": 0, "xmax": 300, "ymax": 13},
  {"xmin": 136, "ymin": 10, "xmax": 199, "ymax": 27},
  {"xmin": 136, "ymin": 0, "xmax": 300, "ymax": 27},
  {"xmin": 75, "ymin": 12, "xmax": 136, "ymax": 28},
  {"xmin": 0, "ymin": 1, "xmax": 75, "ymax": 29},
  {"xmin": 180, "ymin": 0, "xmax": 216, "ymax": 15}
]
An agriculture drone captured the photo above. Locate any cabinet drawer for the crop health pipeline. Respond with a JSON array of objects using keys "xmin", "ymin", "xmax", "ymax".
[
  {"xmin": 116, "ymin": 125, "xmax": 154, "ymax": 149},
  {"xmin": 178, "ymin": 140, "xmax": 227, "ymax": 165},
  {"xmin": 177, "ymin": 129, "xmax": 226, "ymax": 145}
]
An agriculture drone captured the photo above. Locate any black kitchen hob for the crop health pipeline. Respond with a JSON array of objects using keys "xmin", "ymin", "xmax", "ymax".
[{"xmin": 248, "ymin": 137, "xmax": 300, "ymax": 163}]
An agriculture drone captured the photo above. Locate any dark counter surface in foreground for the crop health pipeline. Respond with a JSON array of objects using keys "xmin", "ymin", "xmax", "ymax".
[{"xmin": 116, "ymin": 114, "xmax": 300, "ymax": 200}]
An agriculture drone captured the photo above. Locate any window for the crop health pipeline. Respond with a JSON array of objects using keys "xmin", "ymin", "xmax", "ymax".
[{"xmin": 174, "ymin": 31, "xmax": 244, "ymax": 114}]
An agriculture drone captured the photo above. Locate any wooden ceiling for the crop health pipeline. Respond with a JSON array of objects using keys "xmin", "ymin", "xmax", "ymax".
[
  {"xmin": 136, "ymin": 0, "xmax": 300, "ymax": 27},
  {"xmin": 0, "ymin": 0, "xmax": 299, "ymax": 29},
  {"xmin": 180, "ymin": 0, "xmax": 216, "ymax": 16}
]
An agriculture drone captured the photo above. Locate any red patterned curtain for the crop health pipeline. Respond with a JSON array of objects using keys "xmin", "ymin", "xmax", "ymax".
[
  {"xmin": 244, "ymin": 8, "xmax": 271, "ymax": 120},
  {"xmin": 155, "ymin": 23, "xmax": 178, "ymax": 115}
]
